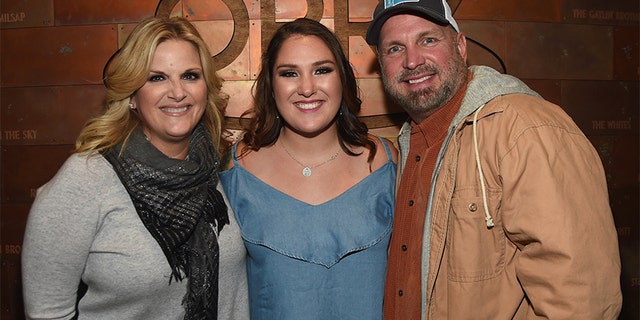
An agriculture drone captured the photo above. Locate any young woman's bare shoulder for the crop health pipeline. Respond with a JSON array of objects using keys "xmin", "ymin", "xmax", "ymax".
[{"xmin": 369, "ymin": 134, "xmax": 399, "ymax": 169}]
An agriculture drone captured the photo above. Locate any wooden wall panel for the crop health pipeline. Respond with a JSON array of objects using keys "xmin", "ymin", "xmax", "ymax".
[
  {"xmin": 348, "ymin": 36, "xmax": 379, "ymax": 77},
  {"xmin": 562, "ymin": 0, "xmax": 639, "ymax": 26},
  {"xmin": 602, "ymin": 135, "xmax": 640, "ymax": 190},
  {"xmin": 322, "ymin": 0, "xmax": 335, "ymax": 18},
  {"xmin": 53, "ymin": 0, "xmax": 160, "ymax": 25},
  {"xmin": 0, "ymin": 25, "xmax": 117, "ymax": 87},
  {"xmin": 455, "ymin": 0, "xmax": 562, "ymax": 22},
  {"xmin": 460, "ymin": 21, "xmax": 507, "ymax": 74},
  {"xmin": 116, "ymin": 22, "xmax": 138, "ymax": 47},
  {"xmin": 273, "ymin": 0, "xmax": 310, "ymax": 20},
  {"xmin": 1, "ymin": 145, "xmax": 74, "ymax": 204},
  {"xmin": 359, "ymin": 78, "xmax": 403, "ymax": 116},
  {"xmin": 612, "ymin": 189, "xmax": 640, "ymax": 320},
  {"xmin": 222, "ymin": 80, "xmax": 255, "ymax": 117},
  {"xmin": 194, "ymin": 20, "xmax": 253, "ymax": 80},
  {"xmin": 613, "ymin": 26, "xmax": 640, "ymax": 80},
  {"xmin": 522, "ymin": 79, "xmax": 562, "ymax": 106},
  {"xmin": 1, "ymin": 86, "xmax": 106, "ymax": 146},
  {"xmin": 1, "ymin": 202, "xmax": 28, "ymax": 318},
  {"xmin": 561, "ymin": 80, "xmax": 638, "ymax": 136},
  {"xmin": 599, "ymin": 135, "xmax": 640, "ymax": 319},
  {"xmin": 1, "ymin": 243, "xmax": 25, "ymax": 319},
  {"xmin": 185, "ymin": 0, "xmax": 232, "ymax": 20},
  {"xmin": 587, "ymin": 135, "xmax": 639, "ymax": 215},
  {"xmin": 283, "ymin": 0, "xmax": 335, "ymax": 20},
  {"xmin": 0, "ymin": 0, "xmax": 54, "ymax": 29},
  {"xmin": 192, "ymin": 20, "xmax": 235, "ymax": 56},
  {"xmin": 348, "ymin": 0, "xmax": 377, "ymax": 22},
  {"xmin": 184, "ymin": 0, "xmax": 261, "ymax": 20},
  {"xmin": 248, "ymin": 20, "xmax": 263, "ymax": 78},
  {"xmin": 1, "ymin": 206, "xmax": 29, "ymax": 251},
  {"xmin": 506, "ymin": 22, "xmax": 613, "ymax": 80}
]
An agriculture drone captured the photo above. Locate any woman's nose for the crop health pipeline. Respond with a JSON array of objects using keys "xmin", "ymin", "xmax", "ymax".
[
  {"xmin": 297, "ymin": 75, "xmax": 316, "ymax": 97},
  {"xmin": 169, "ymin": 80, "xmax": 187, "ymax": 100}
]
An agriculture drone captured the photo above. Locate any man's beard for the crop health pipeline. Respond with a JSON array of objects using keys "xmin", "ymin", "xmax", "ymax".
[{"xmin": 382, "ymin": 54, "xmax": 467, "ymax": 120}]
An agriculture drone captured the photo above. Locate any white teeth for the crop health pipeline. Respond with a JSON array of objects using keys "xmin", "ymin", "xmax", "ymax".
[
  {"xmin": 408, "ymin": 75, "xmax": 431, "ymax": 84},
  {"xmin": 162, "ymin": 106, "xmax": 189, "ymax": 113},
  {"xmin": 296, "ymin": 102, "xmax": 321, "ymax": 110}
]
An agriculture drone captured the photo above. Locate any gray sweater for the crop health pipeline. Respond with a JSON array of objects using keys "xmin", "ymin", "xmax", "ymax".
[{"xmin": 22, "ymin": 153, "xmax": 249, "ymax": 320}]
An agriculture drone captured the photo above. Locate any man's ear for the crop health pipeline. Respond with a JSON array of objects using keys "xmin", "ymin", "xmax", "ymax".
[{"xmin": 456, "ymin": 32, "xmax": 468, "ymax": 62}]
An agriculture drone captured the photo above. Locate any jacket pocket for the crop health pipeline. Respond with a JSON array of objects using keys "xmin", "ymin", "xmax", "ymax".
[{"xmin": 447, "ymin": 190, "xmax": 505, "ymax": 282}]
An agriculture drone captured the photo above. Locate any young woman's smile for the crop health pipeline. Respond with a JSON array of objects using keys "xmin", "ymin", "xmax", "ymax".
[{"xmin": 272, "ymin": 34, "xmax": 343, "ymax": 136}]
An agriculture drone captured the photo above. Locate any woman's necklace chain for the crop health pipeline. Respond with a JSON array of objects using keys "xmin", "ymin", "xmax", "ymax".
[{"xmin": 280, "ymin": 141, "xmax": 340, "ymax": 177}]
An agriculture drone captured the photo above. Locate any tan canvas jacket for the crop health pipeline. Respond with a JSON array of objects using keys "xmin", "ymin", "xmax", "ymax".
[{"xmin": 396, "ymin": 66, "xmax": 622, "ymax": 320}]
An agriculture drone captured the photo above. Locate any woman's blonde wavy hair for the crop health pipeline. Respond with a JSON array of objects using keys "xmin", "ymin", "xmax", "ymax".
[{"xmin": 75, "ymin": 16, "xmax": 228, "ymax": 156}]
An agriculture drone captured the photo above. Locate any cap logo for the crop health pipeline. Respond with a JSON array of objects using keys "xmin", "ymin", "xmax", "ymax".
[{"xmin": 384, "ymin": 0, "xmax": 420, "ymax": 9}]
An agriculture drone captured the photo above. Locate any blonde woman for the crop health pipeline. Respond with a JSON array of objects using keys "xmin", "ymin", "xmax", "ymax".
[{"xmin": 22, "ymin": 17, "xmax": 248, "ymax": 320}]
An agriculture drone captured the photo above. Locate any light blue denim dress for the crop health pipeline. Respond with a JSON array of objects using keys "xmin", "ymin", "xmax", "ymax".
[{"xmin": 220, "ymin": 138, "xmax": 396, "ymax": 320}]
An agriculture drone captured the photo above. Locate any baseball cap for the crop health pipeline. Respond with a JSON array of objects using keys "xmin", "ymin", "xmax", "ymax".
[{"xmin": 366, "ymin": 0, "xmax": 459, "ymax": 45}]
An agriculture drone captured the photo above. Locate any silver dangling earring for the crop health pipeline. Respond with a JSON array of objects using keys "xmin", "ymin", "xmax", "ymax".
[{"xmin": 128, "ymin": 102, "xmax": 135, "ymax": 110}]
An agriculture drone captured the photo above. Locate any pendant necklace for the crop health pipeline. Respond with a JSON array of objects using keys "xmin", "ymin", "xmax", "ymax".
[{"xmin": 280, "ymin": 141, "xmax": 340, "ymax": 177}]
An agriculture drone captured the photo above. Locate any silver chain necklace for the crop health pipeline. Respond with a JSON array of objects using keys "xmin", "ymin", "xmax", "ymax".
[{"xmin": 280, "ymin": 141, "xmax": 340, "ymax": 177}]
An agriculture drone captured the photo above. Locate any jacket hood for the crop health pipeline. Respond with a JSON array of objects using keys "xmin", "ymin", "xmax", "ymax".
[
  {"xmin": 453, "ymin": 65, "xmax": 540, "ymax": 129},
  {"xmin": 398, "ymin": 65, "xmax": 540, "ymax": 172}
]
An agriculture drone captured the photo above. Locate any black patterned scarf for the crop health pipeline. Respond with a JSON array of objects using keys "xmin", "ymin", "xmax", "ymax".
[{"xmin": 102, "ymin": 124, "xmax": 229, "ymax": 319}]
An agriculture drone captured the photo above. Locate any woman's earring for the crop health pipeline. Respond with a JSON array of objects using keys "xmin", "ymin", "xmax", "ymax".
[{"xmin": 128, "ymin": 102, "xmax": 135, "ymax": 110}]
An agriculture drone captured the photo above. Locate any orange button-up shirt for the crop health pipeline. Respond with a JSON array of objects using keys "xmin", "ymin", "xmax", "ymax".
[{"xmin": 384, "ymin": 75, "xmax": 470, "ymax": 320}]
